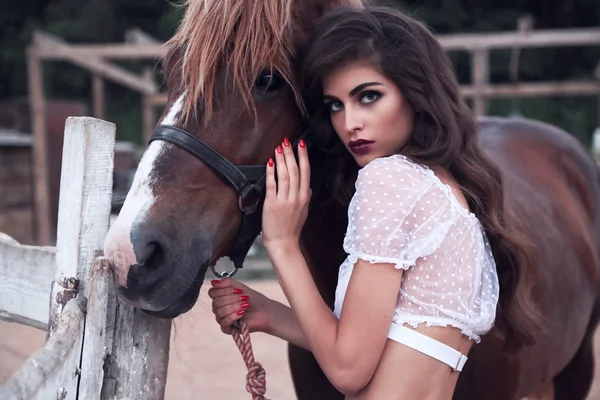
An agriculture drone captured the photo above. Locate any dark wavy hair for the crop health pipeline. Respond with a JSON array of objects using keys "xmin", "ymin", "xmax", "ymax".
[{"xmin": 297, "ymin": 5, "xmax": 542, "ymax": 351}]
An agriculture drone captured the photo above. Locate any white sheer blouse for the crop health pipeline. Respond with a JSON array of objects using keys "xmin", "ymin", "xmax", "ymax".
[{"xmin": 333, "ymin": 154, "xmax": 499, "ymax": 342}]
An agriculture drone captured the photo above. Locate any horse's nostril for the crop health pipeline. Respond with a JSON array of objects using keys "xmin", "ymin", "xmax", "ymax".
[{"xmin": 135, "ymin": 242, "xmax": 158, "ymax": 266}]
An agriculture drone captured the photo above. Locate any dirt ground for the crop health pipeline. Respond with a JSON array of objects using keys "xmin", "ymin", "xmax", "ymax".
[{"xmin": 2, "ymin": 279, "xmax": 600, "ymax": 400}]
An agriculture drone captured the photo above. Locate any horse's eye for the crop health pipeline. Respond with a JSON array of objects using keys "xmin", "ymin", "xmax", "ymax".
[{"xmin": 255, "ymin": 70, "xmax": 284, "ymax": 92}]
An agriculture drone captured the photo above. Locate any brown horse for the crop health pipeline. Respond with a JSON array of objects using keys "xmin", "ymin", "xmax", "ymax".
[{"xmin": 103, "ymin": 1, "xmax": 600, "ymax": 398}]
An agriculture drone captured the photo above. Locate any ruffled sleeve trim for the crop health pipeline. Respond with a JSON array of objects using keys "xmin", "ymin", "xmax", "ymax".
[{"xmin": 347, "ymin": 252, "xmax": 416, "ymax": 271}]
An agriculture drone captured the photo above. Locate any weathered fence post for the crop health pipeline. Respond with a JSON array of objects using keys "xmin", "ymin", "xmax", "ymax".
[
  {"xmin": 0, "ymin": 116, "xmax": 115, "ymax": 400},
  {"xmin": 81, "ymin": 259, "xmax": 172, "ymax": 400},
  {"xmin": 471, "ymin": 47, "xmax": 489, "ymax": 117},
  {"xmin": 1, "ymin": 116, "xmax": 172, "ymax": 399},
  {"xmin": 48, "ymin": 117, "xmax": 116, "ymax": 336}
]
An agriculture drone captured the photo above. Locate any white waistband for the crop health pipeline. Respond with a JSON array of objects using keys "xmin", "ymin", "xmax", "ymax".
[{"xmin": 388, "ymin": 324, "xmax": 468, "ymax": 372}]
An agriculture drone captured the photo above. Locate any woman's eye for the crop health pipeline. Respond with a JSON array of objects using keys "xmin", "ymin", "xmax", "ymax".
[
  {"xmin": 360, "ymin": 91, "xmax": 380, "ymax": 104},
  {"xmin": 328, "ymin": 101, "xmax": 343, "ymax": 113}
]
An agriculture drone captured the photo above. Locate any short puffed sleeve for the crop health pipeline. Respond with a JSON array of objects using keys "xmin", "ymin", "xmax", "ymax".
[{"xmin": 343, "ymin": 155, "xmax": 457, "ymax": 270}]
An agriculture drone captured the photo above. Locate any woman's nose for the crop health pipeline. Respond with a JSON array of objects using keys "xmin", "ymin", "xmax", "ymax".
[{"xmin": 344, "ymin": 109, "xmax": 364, "ymax": 133}]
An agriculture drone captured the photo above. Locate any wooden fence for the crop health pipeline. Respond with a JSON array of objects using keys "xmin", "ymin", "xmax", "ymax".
[{"xmin": 0, "ymin": 117, "xmax": 170, "ymax": 400}]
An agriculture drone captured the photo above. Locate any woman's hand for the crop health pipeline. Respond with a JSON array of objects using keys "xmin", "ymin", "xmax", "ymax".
[
  {"xmin": 262, "ymin": 138, "xmax": 311, "ymax": 253},
  {"xmin": 208, "ymin": 278, "xmax": 272, "ymax": 334}
]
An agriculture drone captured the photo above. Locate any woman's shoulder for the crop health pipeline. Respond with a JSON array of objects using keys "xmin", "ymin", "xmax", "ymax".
[{"xmin": 356, "ymin": 154, "xmax": 434, "ymax": 192}]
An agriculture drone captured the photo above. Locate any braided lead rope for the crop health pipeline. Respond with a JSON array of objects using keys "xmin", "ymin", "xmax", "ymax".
[{"xmin": 231, "ymin": 318, "xmax": 269, "ymax": 399}]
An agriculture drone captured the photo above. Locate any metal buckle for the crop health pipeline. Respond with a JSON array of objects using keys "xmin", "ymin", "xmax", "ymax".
[
  {"xmin": 210, "ymin": 263, "xmax": 239, "ymax": 278},
  {"xmin": 238, "ymin": 184, "xmax": 261, "ymax": 214}
]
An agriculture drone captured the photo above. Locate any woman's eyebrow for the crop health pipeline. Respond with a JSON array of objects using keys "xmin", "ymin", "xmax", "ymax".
[{"xmin": 323, "ymin": 81, "xmax": 383, "ymax": 100}]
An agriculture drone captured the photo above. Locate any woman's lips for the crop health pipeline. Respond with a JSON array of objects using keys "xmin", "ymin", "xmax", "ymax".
[{"xmin": 349, "ymin": 140, "xmax": 375, "ymax": 155}]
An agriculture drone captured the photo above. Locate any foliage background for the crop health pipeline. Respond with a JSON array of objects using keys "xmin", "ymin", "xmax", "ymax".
[{"xmin": 1, "ymin": 0, "xmax": 598, "ymax": 146}]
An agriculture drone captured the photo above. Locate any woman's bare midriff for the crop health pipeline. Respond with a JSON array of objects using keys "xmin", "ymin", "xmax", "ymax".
[{"xmin": 348, "ymin": 325, "xmax": 474, "ymax": 400}]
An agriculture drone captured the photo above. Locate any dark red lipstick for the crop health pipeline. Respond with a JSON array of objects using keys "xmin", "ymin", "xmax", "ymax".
[{"xmin": 348, "ymin": 139, "xmax": 375, "ymax": 155}]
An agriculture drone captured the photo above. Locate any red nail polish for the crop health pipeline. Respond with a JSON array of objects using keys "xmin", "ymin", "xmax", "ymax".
[
  {"xmin": 211, "ymin": 280, "xmax": 221, "ymax": 285},
  {"xmin": 241, "ymin": 302, "xmax": 250, "ymax": 309},
  {"xmin": 240, "ymin": 295, "xmax": 249, "ymax": 301},
  {"xmin": 283, "ymin": 138, "xmax": 290, "ymax": 147},
  {"xmin": 277, "ymin": 145, "xmax": 283, "ymax": 154},
  {"xmin": 268, "ymin": 158, "xmax": 274, "ymax": 167},
  {"xmin": 233, "ymin": 289, "xmax": 243, "ymax": 294},
  {"xmin": 299, "ymin": 139, "xmax": 306, "ymax": 149},
  {"xmin": 237, "ymin": 310, "xmax": 246, "ymax": 316}
]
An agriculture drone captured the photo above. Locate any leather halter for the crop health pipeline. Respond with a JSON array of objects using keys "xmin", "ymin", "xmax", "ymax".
[{"xmin": 149, "ymin": 125, "xmax": 310, "ymax": 278}]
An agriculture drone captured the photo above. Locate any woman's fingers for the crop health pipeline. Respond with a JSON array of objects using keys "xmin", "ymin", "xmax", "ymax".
[
  {"xmin": 298, "ymin": 139, "xmax": 311, "ymax": 199},
  {"xmin": 282, "ymin": 138, "xmax": 299, "ymax": 200},
  {"xmin": 213, "ymin": 300, "xmax": 247, "ymax": 320},
  {"xmin": 274, "ymin": 145, "xmax": 288, "ymax": 200},
  {"xmin": 218, "ymin": 311, "xmax": 245, "ymax": 334},
  {"xmin": 209, "ymin": 278, "xmax": 250, "ymax": 334},
  {"xmin": 211, "ymin": 292, "xmax": 249, "ymax": 310},
  {"xmin": 265, "ymin": 157, "xmax": 275, "ymax": 203}
]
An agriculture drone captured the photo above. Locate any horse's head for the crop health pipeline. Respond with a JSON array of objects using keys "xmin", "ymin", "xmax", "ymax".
[{"xmin": 104, "ymin": 0, "xmax": 363, "ymax": 318}]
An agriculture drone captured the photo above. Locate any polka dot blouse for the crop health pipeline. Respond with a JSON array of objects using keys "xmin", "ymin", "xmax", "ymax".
[{"xmin": 333, "ymin": 154, "xmax": 500, "ymax": 342}]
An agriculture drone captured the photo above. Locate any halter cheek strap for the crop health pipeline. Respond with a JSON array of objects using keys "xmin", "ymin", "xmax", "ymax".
[{"xmin": 149, "ymin": 124, "xmax": 312, "ymax": 277}]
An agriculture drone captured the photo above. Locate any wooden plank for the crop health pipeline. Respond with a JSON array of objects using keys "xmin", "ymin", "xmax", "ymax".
[
  {"xmin": 33, "ymin": 31, "xmax": 157, "ymax": 95},
  {"xmin": 33, "ymin": 43, "xmax": 169, "ymax": 60},
  {"xmin": 26, "ymin": 47, "xmax": 52, "ymax": 246},
  {"xmin": 93, "ymin": 75, "xmax": 105, "ymax": 119},
  {"xmin": 0, "ymin": 296, "xmax": 86, "ymax": 400},
  {"xmin": 471, "ymin": 48, "xmax": 489, "ymax": 116},
  {"xmin": 79, "ymin": 258, "xmax": 115, "ymax": 399},
  {"xmin": 142, "ymin": 69, "xmax": 156, "ymax": 142},
  {"xmin": 148, "ymin": 93, "xmax": 168, "ymax": 106},
  {"xmin": 143, "ymin": 96, "xmax": 154, "ymax": 143},
  {"xmin": 77, "ymin": 257, "xmax": 171, "ymax": 399},
  {"xmin": 0, "ymin": 233, "xmax": 55, "ymax": 330},
  {"xmin": 460, "ymin": 80, "xmax": 600, "ymax": 98},
  {"xmin": 30, "ymin": 28, "xmax": 600, "ymax": 60},
  {"xmin": 48, "ymin": 117, "xmax": 115, "ymax": 336},
  {"xmin": 438, "ymin": 27, "xmax": 600, "ymax": 51},
  {"xmin": 99, "ymin": 295, "xmax": 171, "ymax": 399},
  {"xmin": 125, "ymin": 28, "xmax": 162, "ymax": 45}
]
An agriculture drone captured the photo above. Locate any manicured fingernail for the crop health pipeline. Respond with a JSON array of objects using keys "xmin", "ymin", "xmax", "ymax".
[
  {"xmin": 233, "ymin": 289, "xmax": 243, "ymax": 294},
  {"xmin": 241, "ymin": 302, "xmax": 250, "ymax": 309},
  {"xmin": 268, "ymin": 158, "xmax": 274, "ymax": 167},
  {"xmin": 237, "ymin": 310, "xmax": 246, "ymax": 316},
  {"xmin": 283, "ymin": 138, "xmax": 290, "ymax": 147},
  {"xmin": 240, "ymin": 295, "xmax": 249, "ymax": 301},
  {"xmin": 277, "ymin": 145, "xmax": 283, "ymax": 154},
  {"xmin": 211, "ymin": 280, "xmax": 221, "ymax": 285},
  {"xmin": 299, "ymin": 139, "xmax": 306, "ymax": 149}
]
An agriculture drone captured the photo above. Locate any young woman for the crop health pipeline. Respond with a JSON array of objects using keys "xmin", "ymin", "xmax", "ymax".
[{"xmin": 209, "ymin": 5, "xmax": 540, "ymax": 399}]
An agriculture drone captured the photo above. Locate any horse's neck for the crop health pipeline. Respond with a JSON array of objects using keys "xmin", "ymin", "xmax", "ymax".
[{"xmin": 300, "ymin": 195, "xmax": 350, "ymax": 308}]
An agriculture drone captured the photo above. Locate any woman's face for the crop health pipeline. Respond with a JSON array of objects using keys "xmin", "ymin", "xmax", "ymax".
[{"xmin": 322, "ymin": 60, "xmax": 414, "ymax": 167}]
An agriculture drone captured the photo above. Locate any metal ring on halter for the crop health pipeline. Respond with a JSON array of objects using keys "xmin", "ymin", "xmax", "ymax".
[
  {"xmin": 210, "ymin": 263, "xmax": 239, "ymax": 279},
  {"xmin": 238, "ymin": 184, "xmax": 261, "ymax": 214}
]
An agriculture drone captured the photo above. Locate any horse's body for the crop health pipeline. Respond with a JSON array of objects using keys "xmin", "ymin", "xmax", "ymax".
[
  {"xmin": 102, "ymin": 1, "xmax": 600, "ymax": 398},
  {"xmin": 291, "ymin": 116, "xmax": 600, "ymax": 399}
]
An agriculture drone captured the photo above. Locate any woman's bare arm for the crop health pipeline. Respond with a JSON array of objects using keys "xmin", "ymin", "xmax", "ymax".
[{"xmin": 264, "ymin": 298, "xmax": 311, "ymax": 351}]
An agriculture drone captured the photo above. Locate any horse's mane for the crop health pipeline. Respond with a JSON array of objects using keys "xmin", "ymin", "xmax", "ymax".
[{"xmin": 166, "ymin": 0, "xmax": 364, "ymax": 123}]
